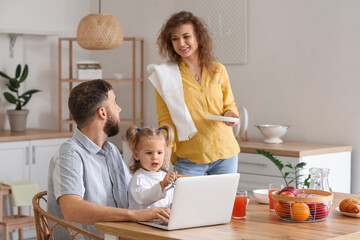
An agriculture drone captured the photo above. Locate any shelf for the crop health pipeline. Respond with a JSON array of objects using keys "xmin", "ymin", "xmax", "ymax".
[
  {"xmin": 0, "ymin": 29, "xmax": 63, "ymax": 58},
  {"xmin": 0, "ymin": 28, "xmax": 63, "ymax": 36},
  {"xmin": 58, "ymin": 37, "xmax": 144, "ymax": 132}
]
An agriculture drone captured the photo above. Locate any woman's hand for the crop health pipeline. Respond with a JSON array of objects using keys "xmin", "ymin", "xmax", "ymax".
[
  {"xmin": 223, "ymin": 110, "xmax": 240, "ymax": 127},
  {"xmin": 160, "ymin": 171, "xmax": 177, "ymax": 192}
]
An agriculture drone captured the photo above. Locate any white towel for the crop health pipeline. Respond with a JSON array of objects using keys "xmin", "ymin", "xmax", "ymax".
[{"xmin": 147, "ymin": 62, "xmax": 197, "ymax": 141}]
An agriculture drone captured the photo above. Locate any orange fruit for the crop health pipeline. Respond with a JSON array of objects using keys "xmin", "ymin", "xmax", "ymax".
[
  {"xmin": 291, "ymin": 203, "xmax": 310, "ymax": 221},
  {"xmin": 275, "ymin": 202, "xmax": 290, "ymax": 218}
]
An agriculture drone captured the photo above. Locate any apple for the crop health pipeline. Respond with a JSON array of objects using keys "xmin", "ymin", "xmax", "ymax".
[
  {"xmin": 308, "ymin": 203, "xmax": 329, "ymax": 220},
  {"xmin": 279, "ymin": 191, "xmax": 295, "ymax": 197},
  {"xmin": 279, "ymin": 186, "xmax": 298, "ymax": 197},
  {"xmin": 278, "ymin": 187, "xmax": 297, "ymax": 208}
]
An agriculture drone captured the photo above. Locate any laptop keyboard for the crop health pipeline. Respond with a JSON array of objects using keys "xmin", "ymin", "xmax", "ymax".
[{"xmin": 158, "ymin": 222, "xmax": 168, "ymax": 226}]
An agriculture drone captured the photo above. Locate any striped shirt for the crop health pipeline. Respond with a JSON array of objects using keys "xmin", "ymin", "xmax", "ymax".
[{"xmin": 47, "ymin": 128, "xmax": 131, "ymax": 238}]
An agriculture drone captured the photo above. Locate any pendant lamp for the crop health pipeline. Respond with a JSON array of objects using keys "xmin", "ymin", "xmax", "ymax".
[{"xmin": 76, "ymin": 0, "xmax": 123, "ymax": 50}]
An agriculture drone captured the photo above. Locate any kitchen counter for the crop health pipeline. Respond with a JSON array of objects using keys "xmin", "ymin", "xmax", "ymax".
[
  {"xmin": 95, "ymin": 192, "xmax": 360, "ymax": 240},
  {"xmin": 0, "ymin": 129, "xmax": 73, "ymax": 142},
  {"xmin": 238, "ymin": 139, "xmax": 352, "ymax": 157},
  {"xmin": 236, "ymin": 140, "xmax": 352, "ymax": 192}
]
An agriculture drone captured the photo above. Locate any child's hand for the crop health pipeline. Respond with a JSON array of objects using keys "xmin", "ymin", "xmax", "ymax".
[{"xmin": 160, "ymin": 171, "xmax": 177, "ymax": 192}]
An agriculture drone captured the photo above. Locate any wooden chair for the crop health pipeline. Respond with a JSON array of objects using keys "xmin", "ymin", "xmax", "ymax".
[
  {"xmin": 32, "ymin": 191, "xmax": 103, "ymax": 240},
  {"xmin": 0, "ymin": 184, "xmax": 35, "ymax": 240}
]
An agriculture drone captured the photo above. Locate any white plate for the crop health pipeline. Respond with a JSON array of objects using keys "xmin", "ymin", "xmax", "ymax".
[
  {"xmin": 206, "ymin": 114, "xmax": 240, "ymax": 123},
  {"xmin": 336, "ymin": 207, "xmax": 360, "ymax": 218}
]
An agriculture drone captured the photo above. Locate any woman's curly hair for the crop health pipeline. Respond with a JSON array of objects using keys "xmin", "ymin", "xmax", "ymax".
[{"xmin": 157, "ymin": 11, "xmax": 215, "ymax": 76}]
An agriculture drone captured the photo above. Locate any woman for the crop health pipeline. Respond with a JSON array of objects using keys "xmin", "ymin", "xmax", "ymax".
[{"xmin": 153, "ymin": 11, "xmax": 240, "ymax": 176}]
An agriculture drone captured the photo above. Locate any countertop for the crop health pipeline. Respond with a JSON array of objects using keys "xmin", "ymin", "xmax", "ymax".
[
  {"xmin": 238, "ymin": 139, "xmax": 352, "ymax": 157},
  {"xmin": 0, "ymin": 129, "xmax": 73, "ymax": 142}
]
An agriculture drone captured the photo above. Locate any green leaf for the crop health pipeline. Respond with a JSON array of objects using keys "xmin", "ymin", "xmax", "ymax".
[
  {"xmin": 19, "ymin": 64, "xmax": 29, "ymax": 83},
  {"xmin": 15, "ymin": 64, "xmax": 21, "ymax": 79},
  {"xmin": 288, "ymin": 179, "xmax": 295, "ymax": 185},
  {"xmin": 9, "ymin": 78, "xmax": 19, "ymax": 89},
  {"xmin": 5, "ymin": 83, "xmax": 18, "ymax": 93},
  {"xmin": 284, "ymin": 172, "xmax": 290, "ymax": 178},
  {"xmin": 21, "ymin": 89, "xmax": 40, "ymax": 96},
  {"xmin": 303, "ymin": 174, "xmax": 311, "ymax": 188},
  {"xmin": 285, "ymin": 163, "xmax": 294, "ymax": 169},
  {"xmin": 0, "ymin": 71, "xmax": 11, "ymax": 80},
  {"xmin": 3, "ymin": 92, "xmax": 17, "ymax": 104},
  {"xmin": 21, "ymin": 95, "xmax": 31, "ymax": 107},
  {"xmin": 295, "ymin": 162, "xmax": 307, "ymax": 169},
  {"xmin": 256, "ymin": 149, "xmax": 284, "ymax": 170}
]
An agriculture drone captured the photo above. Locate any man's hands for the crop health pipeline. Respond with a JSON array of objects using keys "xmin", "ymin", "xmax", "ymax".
[
  {"xmin": 223, "ymin": 110, "xmax": 240, "ymax": 127},
  {"xmin": 160, "ymin": 171, "xmax": 177, "ymax": 192},
  {"xmin": 132, "ymin": 207, "xmax": 171, "ymax": 223},
  {"xmin": 59, "ymin": 194, "xmax": 172, "ymax": 224}
]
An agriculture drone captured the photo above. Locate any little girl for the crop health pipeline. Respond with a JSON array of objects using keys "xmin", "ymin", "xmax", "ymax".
[{"xmin": 126, "ymin": 124, "xmax": 177, "ymax": 210}]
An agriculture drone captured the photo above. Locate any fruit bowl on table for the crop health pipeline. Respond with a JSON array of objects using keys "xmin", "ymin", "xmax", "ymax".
[
  {"xmin": 272, "ymin": 189, "xmax": 333, "ymax": 222},
  {"xmin": 253, "ymin": 189, "xmax": 269, "ymax": 204}
]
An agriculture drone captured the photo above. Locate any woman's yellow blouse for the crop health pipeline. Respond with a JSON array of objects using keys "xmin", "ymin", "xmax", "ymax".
[{"xmin": 155, "ymin": 62, "xmax": 240, "ymax": 165}]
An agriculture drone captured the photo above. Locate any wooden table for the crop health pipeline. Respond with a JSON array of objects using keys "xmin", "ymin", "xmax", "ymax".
[{"xmin": 95, "ymin": 192, "xmax": 360, "ymax": 240}]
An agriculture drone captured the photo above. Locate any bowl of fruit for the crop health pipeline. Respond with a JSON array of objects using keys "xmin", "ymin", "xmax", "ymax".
[{"xmin": 272, "ymin": 187, "xmax": 333, "ymax": 222}]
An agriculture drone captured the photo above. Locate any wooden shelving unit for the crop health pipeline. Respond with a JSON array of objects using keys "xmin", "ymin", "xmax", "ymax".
[{"xmin": 58, "ymin": 37, "xmax": 144, "ymax": 132}]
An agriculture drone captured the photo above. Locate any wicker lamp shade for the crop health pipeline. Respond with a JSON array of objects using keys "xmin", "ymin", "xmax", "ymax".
[{"xmin": 76, "ymin": 14, "xmax": 123, "ymax": 50}]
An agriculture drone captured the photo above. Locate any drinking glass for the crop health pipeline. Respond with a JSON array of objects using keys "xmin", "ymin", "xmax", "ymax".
[
  {"xmin": 268, "ymin": 183, "xmax": 284, "ymax": 211},
  {"xmin": 232, "ymin": 190, "xmax": 247, "ymax": 219}
]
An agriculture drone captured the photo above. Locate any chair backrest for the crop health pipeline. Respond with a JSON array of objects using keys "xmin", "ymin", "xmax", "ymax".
[{"xmin": 32, "ymin": 191, "xmax": 103, "ymax": 240}]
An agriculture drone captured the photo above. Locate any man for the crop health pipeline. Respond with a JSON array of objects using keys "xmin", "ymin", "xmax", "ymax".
[{"xmin": 47, "ymin": 80, "xmax": 170, "ymax": 238}]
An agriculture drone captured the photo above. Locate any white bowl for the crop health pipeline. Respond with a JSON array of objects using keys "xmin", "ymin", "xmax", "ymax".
[
  {"xmin": 255, "ymin": 124, "xmax": 289, "ymax": 144},
  {"xmin": 253, "ymin": 189, "xmax": 269, "ymax": 204}
]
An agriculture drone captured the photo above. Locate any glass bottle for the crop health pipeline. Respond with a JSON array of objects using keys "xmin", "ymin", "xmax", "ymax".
[
  {"xmin": 309, "ymin": 167, "xmax": 330, "ymax": 192},
  {"xmin": 320, "ymin": 168, "xmax": 330, "ymax": 192},
  {"xmin": 309, "ymin": 168, "xmax": 321, "ymax": 190}
]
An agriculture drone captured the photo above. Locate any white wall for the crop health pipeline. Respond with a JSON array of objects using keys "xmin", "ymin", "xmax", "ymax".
[
  {"xmin": 0, "ymin": 0, "xmax": 359, "ymax": 193},
  {"xmin": 232, "ymin": 0, "xmax": 360, "ymax": 193},
  {"xmin": 0, "ymin": 0, "xmax": 90, "ymax": 130}
]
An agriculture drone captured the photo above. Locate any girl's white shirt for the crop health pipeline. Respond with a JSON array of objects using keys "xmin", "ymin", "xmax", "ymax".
[{"xmin": 128, "ymin": 168, "xmax": 174, "ymax": 209}]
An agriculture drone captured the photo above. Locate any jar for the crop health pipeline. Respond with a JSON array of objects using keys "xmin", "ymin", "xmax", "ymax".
[{"xmin": 309, "ymin": 168, "xmax": 330, "ymax": 192}]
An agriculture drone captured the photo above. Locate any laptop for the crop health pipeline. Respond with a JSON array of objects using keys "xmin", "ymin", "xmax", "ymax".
[{"xmin": 139, "ymin": 173, "xmax": 240, "ymax": 230}]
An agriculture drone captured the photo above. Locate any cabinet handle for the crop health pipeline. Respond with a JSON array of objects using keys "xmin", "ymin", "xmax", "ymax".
[
  {"xmin": 26, "ymin": 146, "xmax": 30, "ymax": 165},
  {"xmin": 240, "ymin": 162, "xmax": 268, "ymax": 167},
  {"xmin": 32, "ymin": 146, "xmax": 35, "ymax": 164}
]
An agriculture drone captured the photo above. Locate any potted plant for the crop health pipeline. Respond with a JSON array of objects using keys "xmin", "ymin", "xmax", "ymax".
[{"xmin": 0, "ymin": 64, "xmax": 40, "ymax": 131}]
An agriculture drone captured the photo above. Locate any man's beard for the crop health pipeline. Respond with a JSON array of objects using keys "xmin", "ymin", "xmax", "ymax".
[{"xmin": 104, "ymin": 109, "xmax": 120, "ymax": 137}]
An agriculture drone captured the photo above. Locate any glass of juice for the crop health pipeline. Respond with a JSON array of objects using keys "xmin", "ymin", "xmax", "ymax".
[
  {"xmin": 232, "ymin": 190, "xmax": 247, "ymax": 219},
  {"xmin": 269, "ymin": 183, "xmax": 284, "ymax": 211}
]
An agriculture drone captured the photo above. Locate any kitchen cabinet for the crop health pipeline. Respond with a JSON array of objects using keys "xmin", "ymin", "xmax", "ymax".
[
  {"xmin": 0, "ymin": 138, "xmax": 69, "ymax": 191},
  {"xmin": 237, "ymin": 140, "xmax": 352, "ymax": 193},
  {"xmin": 0, "ymin": 129, "xmax": 71, "ymax": 239}
]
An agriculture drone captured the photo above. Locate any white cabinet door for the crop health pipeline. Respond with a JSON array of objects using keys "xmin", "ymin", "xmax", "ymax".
[
  {"xmin": 30, "ymin": 138, "xmax": 68, "ymax": 192},
  {"xmin": 0, "ymin": 141, "xmax": 30, "ymax": 182},
  {"xmin": 0, "ymin": 138, "xmax": 69, "ymax": 239}
]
